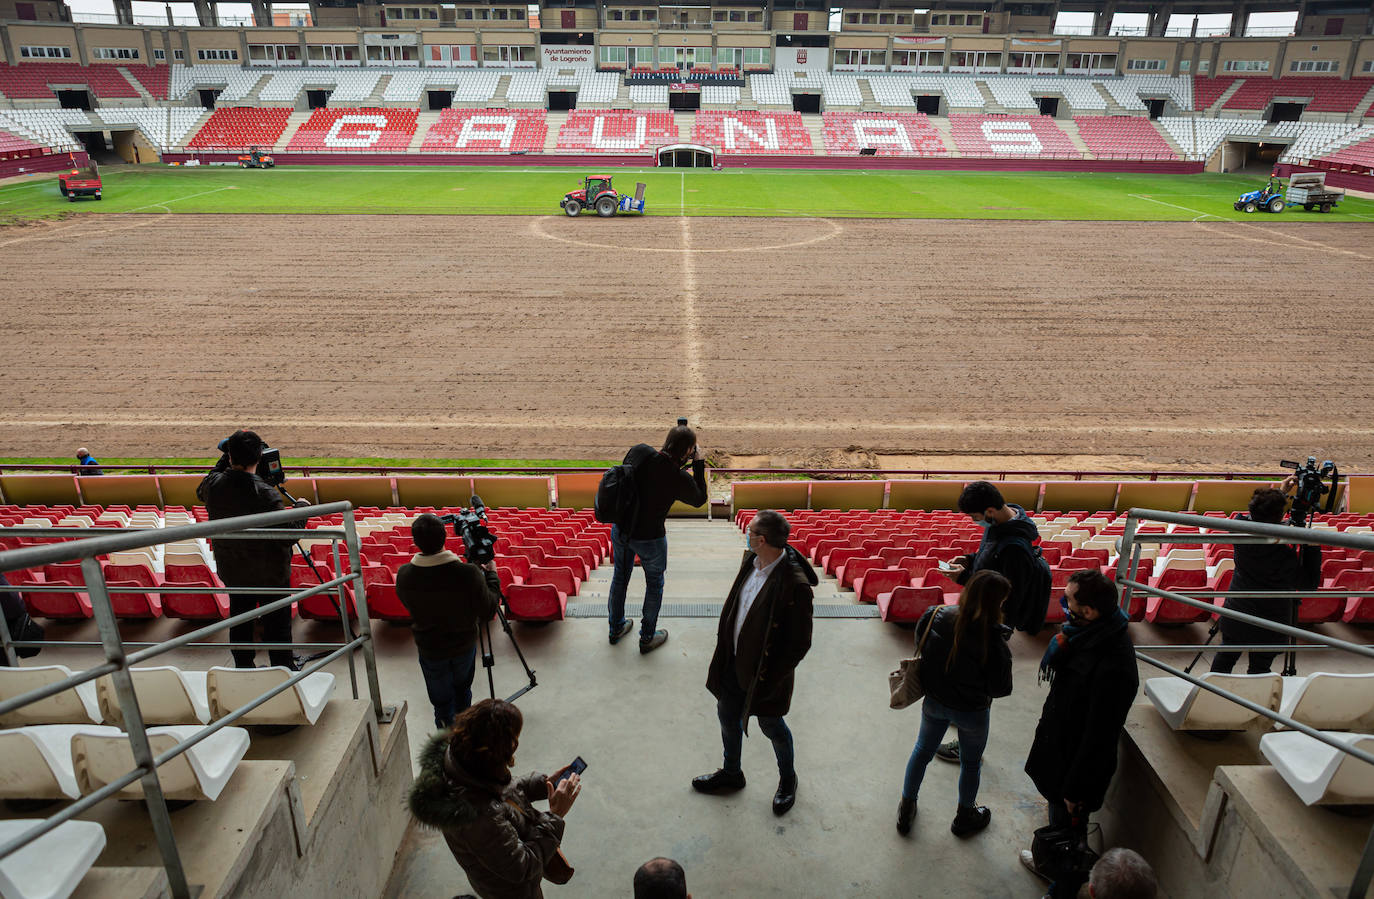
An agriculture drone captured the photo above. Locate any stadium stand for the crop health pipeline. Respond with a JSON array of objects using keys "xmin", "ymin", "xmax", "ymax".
[
  {"xmin": 286, "ymin": 107, "xmax": 419, "ymax": 151},
  {"xmin": 1224, "ymin": 76, "xmax": 1374, "ymax": 114},
  {"xmin": 419, "ymin": 108, "xmax": 547, "ymax": 152},
  {"xmin": 185, "ymin": 106, "xmax": 292, "ymax": 150},
  {"xmin": 93, "ymin": 107, "xmax": 207, "ymax": 151},
  {"xmin": 0, "ymin": 125, "xmax": 45, "ymax": 159},
  {"xmin": 256, "ymin": 70, "xmax": 315, "ymax": 103},
  {"xmin": 169, "ymin": 64, "xmax": 264, "ymax": 103},
  {"xmin": 700, "ymin": 85, "xmax": 740, "ymax": 105},
  {"xmin": 628, "ymin": 83, "xmax": 668, "ymax": 105},
  {"xmin": 1318, "ymin": 131, "xmax": 1374, "ymax": 168},
  {"xmin": 948, "ymin": 114, "xmax": 1081, "ymax": 157},
  {"xmin": 328, "ymin": 69, "xmax": 383, "ymax": 103},
  {"xmin": 1100, "ymin": 74, "xmax": 1194, "ymax": 113},
  {"xmin": 1156, "ymin": 115, "xmax": 1265, "ymax": 161},
  {"xmin": 692, "ymin": 110, "xmax": 812, "ymax": 154},
  {"xmin": 819, "ymin": 72, "xmax": 863, "ymax": 106},
  {"xmin": 1191, "ymin": 75, "xmax": 1238, "ymax": 111},
  {"xmin": 122, "ymin": 65, "xmax": 171, "ymax": 101},
  {"xmin": 555, "ymin": 109, "xmax": 677, "ymax": 152},
  {"xmin": 982, "ymin": 76, "xmax": 1108, "ymax": 112},
  {"xmin": 822, "ymin": 111, "xmax": 948, "ymax": 155},
  {"xmin": 381, "ymin": 69, "xmax": 499, "ymax": 104},
  {"xmin": 1274, "ymin": 121, "xmax": 1364, "ymax": 162},
  {"xmin": 1074, "ymin": 115, "xmax": 1178, "ymax": 159},
  {"xmin": 865, "ymin": 74, "xmax": 987, "ymax": 110},
  {"xmin": 0, "ymin": 62, "xmax": 140, "ymax": 99}
]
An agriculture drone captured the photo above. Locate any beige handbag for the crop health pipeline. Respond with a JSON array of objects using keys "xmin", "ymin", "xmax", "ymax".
[{"xmin": 888, "ymin": 607, "xmax": 941, "ymax": 710}]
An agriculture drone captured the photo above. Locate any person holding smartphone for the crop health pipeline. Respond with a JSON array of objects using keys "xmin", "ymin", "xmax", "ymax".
[{"xmin": 409, "ymin": 698, "xmax": 581, "ymax": 899}]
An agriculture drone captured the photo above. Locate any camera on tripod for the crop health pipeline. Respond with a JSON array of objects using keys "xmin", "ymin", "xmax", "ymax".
[
  {"xmin": 439, "ymin": 495, "xmax": 497, "ymax": 566},
  {"xmin": 1279, "ymin": 456, "xmax": 1340, "ymax": 526}
]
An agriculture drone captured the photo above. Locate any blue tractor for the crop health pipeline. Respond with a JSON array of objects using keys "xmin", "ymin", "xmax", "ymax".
[{"xmin": 1234, "ymin": 176, "xmax": 1286, "ymax": 214}]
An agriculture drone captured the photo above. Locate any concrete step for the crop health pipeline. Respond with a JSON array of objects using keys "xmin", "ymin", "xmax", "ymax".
[
  {"xmin": 1353, "ymin": 84, "xmax": 1374, "ymax": 118},
  {"xmin": 409, "ymin": 111, "xmax": 440, "ymax": 151},
  {"xmin": 1152, "ymin": 118, "xmax": 1187, "ymax": 157},
  {"xmin": 975, "ymin": 81, "xmax": 1004, "ymax": 114},
  {"xmin": 116, "ymin": 67, "xmax": 156, "ymax": 103},
  {"xmin": 1208, "ymin": 79, "xmax": 1244, "ymax": 115},
  {"xmin": 1092, "ymin": 81, "xmax": 1129, "ymax": 115},
  {"xmin": 802, "ymin": 113, "xmax": 826, "ymax": 155},
  {"xmin": 544, "ymin": 110, "xmax": 568, "ymax": 151},
  {"xmin": 1057, "ymin": 117, "xmax": 1093, "ymax": 157},
  {"xmin": 272, "ymin": 111, "xmax": 311, "ymax": 152},
  {"xmin": 175, "ymin": 108, "xmax": 214, "ymax": 150},
  {"xmin": 366, "ymin": 74, "xmax": 391, "ymax": 107},
  {"xmin": 926, "ymin": 115, "xmax": 959, "ymax": 156},
  {"xmin": 491, "ymin": 74, "xmax": 512, "ymax": 105}
]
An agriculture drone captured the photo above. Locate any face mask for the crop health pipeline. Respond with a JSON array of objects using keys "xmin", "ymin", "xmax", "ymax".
[
  {"xmin": 745, "ymin": 532, "xmax": 754, "ymax": 550},
  {"xmin": 976, "ymin": 517, "xmax": 993, "ymax": 529}
]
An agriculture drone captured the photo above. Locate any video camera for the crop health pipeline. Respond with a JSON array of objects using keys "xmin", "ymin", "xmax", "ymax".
[
  {"xmin": 440, "ymin": 495, "xmax": 497, "ymax": 566},
  {"xmin": 217, "ymin": 433, "xmax": 286, "ymax": 487},
  {"xmin": 1280, "ymin": 456, "xmax": 1340, "ymax": 526}
]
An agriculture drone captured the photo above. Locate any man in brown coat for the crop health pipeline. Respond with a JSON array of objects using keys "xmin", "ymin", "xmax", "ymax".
[{"xmin": 692, "ymin": 509, "xmax": 816, "ymax": 816}]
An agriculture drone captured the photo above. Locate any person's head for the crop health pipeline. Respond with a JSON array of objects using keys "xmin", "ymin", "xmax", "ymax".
[
  {"xmin": 949, "ymin": 570, "xmax": 1009, "ymax": 668},
  {"xmin": 225, "ymin": 429, "xmax": 264, "ymax": 469},
  {"xmin": 411, "ymin": 513, "xmax": 448, "ymax": 555},
  {"xmin": 445, "ymin": 698, "xmax": 523, "ymax": 785},
  {"xmin": 1088, "ymin": 847, "xmax": 1157, "ymax": 899},
  {"xmin": 662, "ymin": 425, "xmax": 697, "ymax": 465},
  {"xmin": 746, "ymin": 509, "xmax": 790, "ymax": 555},
  {"xmin": 76, "ymin": 447, "xmax": 90, "ymax": 461},
  {"xmin": 634, "ymin": 857, "xmax": 688, "ymax": 899},
  {"xmin": 1249, "ymin": 487, "xmax": 1289, "ymax": 524},
  {"xmin": 957, "ymin": 481, "xmax": 1006, "ymax": 526},
  {"xmin": 1066, "ymin": 568, "xmax": 1119, "ymax": 622}
]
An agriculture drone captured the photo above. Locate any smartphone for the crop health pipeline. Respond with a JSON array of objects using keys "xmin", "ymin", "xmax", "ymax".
[
  {"xmin": 937, "ymin": 559, "xmax": 959, "ymax": 573},
  {"xmin": 552, "ymin": 756, "xmax": 587, "ymax": 788}
]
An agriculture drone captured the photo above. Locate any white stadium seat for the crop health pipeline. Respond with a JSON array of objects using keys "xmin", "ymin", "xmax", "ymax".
[
  {"xmin": 0, "ymin": 666, "xmax": 103, "ymax": 727},
  {"xmin": 1278, "ymin": 672, "xmax": 1374, "ymax": 731},
  {"xmin": 72, "ymin": 725, "xmax": 249, "ymax": 802},
  {"xmin": 95, "ymin": 667, "xmax": 210, "ymax": 727},
  {"xmin": 0, "ymin": 725, "xmax": 120, "ymax": 800},
  {"xmin": 1144, "ymin": 672, "xmax": 1281, "ymax": 732},
  {"xmin": 207, "ymin": 666, "xmax": 336, "ymax": 725},
  {"xmin": 0, "ymin": 819, "xmax": 106, "ymax": 899},
  {"xmin": 1260, "ymin": 731, "xmax": 1374, "ymax": 806}
]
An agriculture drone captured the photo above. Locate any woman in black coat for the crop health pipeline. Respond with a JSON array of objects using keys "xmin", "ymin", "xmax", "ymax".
[{"xmin": 897, "ymin": 571, "xmax": 1013, "ymax": 838}]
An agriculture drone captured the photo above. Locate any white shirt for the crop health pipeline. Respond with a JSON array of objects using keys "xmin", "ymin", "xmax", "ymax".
[{"xmin": 734, "ymin": 550, "xmax": 786, "ymax": 650}]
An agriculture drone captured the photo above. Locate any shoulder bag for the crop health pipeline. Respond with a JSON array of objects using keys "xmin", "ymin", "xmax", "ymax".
[{"xmin": 888, "ymin": 607, "xmax": 941, "ymax": 710}]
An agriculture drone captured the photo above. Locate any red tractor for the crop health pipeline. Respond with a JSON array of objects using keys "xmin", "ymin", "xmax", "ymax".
[
  {"xmin": 57, "ymin": 158, "xmax": 101, "ymax": 202},
  {"xmin": 237, "ymin": 147, "xmax": 275, "ymax": 168},
  {"xmin": 559, "ymin": 175, "xmax": 646, "ymax": 217}
]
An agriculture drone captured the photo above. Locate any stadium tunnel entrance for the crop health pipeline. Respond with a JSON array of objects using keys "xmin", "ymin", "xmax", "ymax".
[{"xmin": 657, "ymin": 144, "xmax": 714, "ymax": 167}]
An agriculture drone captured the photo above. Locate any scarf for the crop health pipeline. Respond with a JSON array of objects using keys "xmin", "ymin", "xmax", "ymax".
[{"xmin": 1039, "ymin": 603, "xmax": 1129, "ymax": 684}]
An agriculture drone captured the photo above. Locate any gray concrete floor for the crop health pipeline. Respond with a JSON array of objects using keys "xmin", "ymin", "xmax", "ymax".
[{"xmin": 26, "ymin": 520, "xmax": 1370, "ymax": 898}]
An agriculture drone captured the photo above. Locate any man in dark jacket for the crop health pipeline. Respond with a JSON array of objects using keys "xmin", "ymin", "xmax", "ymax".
[
  {"xmin": 75, "ymin": 448, "xmax": 102, "ymax": 476},
  {"xmin": 1211, "ymin": 479, "xmax": 1320, "ymax": 675},
  {"xmin": 692, "ymin": 509, "xmax": 815, "ymax": 816},
  {"xmin": 1021, "ymin": 568, "xmax": 1138, "ymax": 899},
  {"xmin": 607, "ymin": 425, "xmax": 709, "ymax": 654},
  {"xmin": 196, "ymin": 429, "xmax": 300, "ymax": 670},
  {"xmin": 397, "ymin": 513, "xmax": 501, "ymax": 730},
  {"xmin": 939, "ymin": 479, "xmax": 1045, "ymax": 763}
]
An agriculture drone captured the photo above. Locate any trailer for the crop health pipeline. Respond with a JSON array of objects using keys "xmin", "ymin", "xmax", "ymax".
[
  {"xmin": 1284, "ymin": 171, "xmax": 1344, "ymax": 213},
  {"xmin": 57, "ymin": 159, "xmax": 101, "ymax": 202}
]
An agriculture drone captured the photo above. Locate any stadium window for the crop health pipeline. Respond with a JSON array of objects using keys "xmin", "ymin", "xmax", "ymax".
[
  {"xmin": 426, "ymin": 8, "xmax": 437, "ymax": 17},
  {"xmin": 860, "ymin": 12, "xmax": 876, "ymax": 23},
  {"xmin": 949, "ymin": 14, "xmax": 964, "ymax": 25},
  {"xmin": 879, "ymin": 13, "xmax": 893, "ymax": 24},
  {"xmin": 930, "ymin": 14, "xmax": 945, "ymax": 24},
  {"xmin": 21, "ymin": 45, "xmax": 73, "ymax": 58},
  {"xmin": 627, "ymin": 9, "xmax": 639, "ymax": 20},
  {"xmin": 198, "ymin": 48, "xmax": 237, "ymax": 60},
  {"xmin": 1289, "ymin": 59, "xmax": 1336, "ymax": 72},
  {"xmin": 1222, "ymin": 59, "xmax": 1269, "ymax": 72},
  {"xmin": 608, "ymin": 9, "xmax": 621, "ymax": 19},
  {"xmin": 746, "ymin": 10, "xmax": 761, "ymax": 21},
  {"xmin": 967, "ymin": 14, "xmax": 981, "ymax": 25},
  {"xmin": 844, "ymin": 12, "xmax": 857, "ymax": 23},
  {"xmin": 713, "ymin": 10, "xmax": 725, "ymax": 21},
  {"xmin": 897, "ymin": 13, "xmax": 910, "ymax": 24},
  {"xmin": 1364, "ymin": 60, "xmax": 1374, "ymax": 73},
  {"xmin": 1126, "ymin": 58, "xmax": 1164, "ymax": 71},
  {"xmin": 154, "ymin": 48, "xmax": 165, "ymax": 59}
]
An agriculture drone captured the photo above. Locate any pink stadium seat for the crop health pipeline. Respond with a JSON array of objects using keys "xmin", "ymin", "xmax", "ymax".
[
  {"xmin": 162, "ymin": 563, "xmax": 231, "ymax": 620},
  {"xmin": 0, "ymin": 62, "xmax": 140, "ymax": 99},
  {"xmin": 186, "ymin": 107, "xmax": 293, "ymax": 151},
  {"xmin": 691, "ymin": 111, "xmax": 812, "ymax": 155},
  {"xmin": 555, "ymin": 110, "xmax": 677, "ymax": 153},
  {"xmin": 947, "ymin": 115, "xmax": 1081, "ymax": 159},
  {"xmin": 287, "ymin": 107, "xmax": 419, "ymax": 152},
  {"xmin": 361, "ymin": 566, "xmax": 410, "ymax": 622},
  {"xmin": 876, "ymin": 585, "xmax": 944, "ymax": 623},
  {"xmin": 1073, "ymin": 116, "xmax": 1177, "ymax": 161},
  {"xmin": 856, "ymin": 567, "xmax": 908, "ymax": 604},
  {"xmin": 102, "ymin": 562, "xmax": 164, "ymax": 619},
  {"xmin": 34, "ymin": 563, "xmax": 95, "ymax": 619},
  {"xmin": 822, "ymin": 112, "xmax": 948, "ymax": 156},
  {"xmin": 505, "ymin": 583, "xmax": 567, "ymax": 622}
]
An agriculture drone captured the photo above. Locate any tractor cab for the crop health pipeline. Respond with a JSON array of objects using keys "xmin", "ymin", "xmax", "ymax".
[
  {"xmin": 561, "ymin": 174, "xmax": 629, "ymax": 217},
  {"xmin": 1235, "ymin": 176, "xmax": 1285, "ymax": 213},
  {"xmin": 238, "ymin": 146, "xmax": 275, "ymax": 169}
]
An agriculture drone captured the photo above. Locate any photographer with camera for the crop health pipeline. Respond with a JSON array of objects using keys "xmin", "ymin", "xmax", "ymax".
[
  {"xmin": 606, "ymin": 424, "xmax": 708, "ymax": 654},
  {"xmin": 397, "ymin": 513, "xmax": 501, "ymax": 730},
  {"xmin": 1210, "ymin": 477, "xmax": 1321, "ymax": 676},
  {"xmin": 197, "ymin": 430, "xmax": 305, "ymax": 670}
]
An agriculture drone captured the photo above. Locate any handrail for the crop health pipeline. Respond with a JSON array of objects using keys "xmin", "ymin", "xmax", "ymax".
[
  {"xmin": 0, "ymin": 501, "xmax": 387, "ymax": 899},
  {"xmin": 1116, "ymin": 508, "xmax": 1374, "ymax": 899}
]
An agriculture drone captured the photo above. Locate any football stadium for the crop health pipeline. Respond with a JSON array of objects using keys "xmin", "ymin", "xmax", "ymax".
[{"xmin": 0, "ymin": 0, "xmax": 1373, "ymax": 896}]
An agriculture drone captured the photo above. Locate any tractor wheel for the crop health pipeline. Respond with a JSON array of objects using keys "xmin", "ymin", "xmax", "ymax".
[
  {"xmin": 563, "ymin": 198, "xmax": 581, "ymax": 217},
  {"xmin": 1304, "ymin": 203, "xmax": 1314, "ymax": 211},
  {"xmin": 1243, "ymin": 202, "xmax": 1257, "ymax": 213},
  {"xmin": 1321, "ymin": 203, "xmax": 1332, "ymax": 213},
  {"xmin": 596, "ymin": 196, "xmax": 617, "ymax": 217},
  {"xmin": 59, "ymin": 184, "xmax": 68, "ymax": 197},
  {"xmin": 1267, "ymin": 198, "xmax": 1284, "ymax": 213}
]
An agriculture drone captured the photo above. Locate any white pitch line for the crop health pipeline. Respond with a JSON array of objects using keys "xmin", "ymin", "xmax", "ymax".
[
  {"xmin": 128, "ymin": 185, "xmax": 236, "ymax": 212},
  {"xmin": 679, "ymin": 208, "xmax": 704, "ymax": 423},
  {"xmin": 1128, "ymin": 193, "xmax": 1223, "ymax": 220}
]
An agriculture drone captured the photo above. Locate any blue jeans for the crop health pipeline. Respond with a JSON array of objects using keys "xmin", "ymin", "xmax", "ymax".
[
  {"xmin": 902, "ymin": 696, "xmax": 990, "ymax": 808},
  {"xmin": 608, "ymin": 524, "xmax": 669, "ymax": 642},
  {"xmin": 715, "ymin": 672, "xmax": 795, "ymax": 778},
  {"xmin": 417, "ymin": 646, "xmax": 478, "ymax": 730}
]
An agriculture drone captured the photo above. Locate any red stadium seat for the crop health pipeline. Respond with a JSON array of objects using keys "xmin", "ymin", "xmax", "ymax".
[
  {"xmin": 505, "ymin": 583, "xmax": 567, "ymax": 622},
  {"xmin": 35, "ymin": 563, "xmax": 94, "ymax": 619},
  {"xmin": 877, "ymin": 585, "xmax": 944, "ymax": 623},
  {"xmin": 102, "ymin": 562, "xmax": 164, "ymax": 619},
  {"xmin": 527, "ymin": 565, "xmax": 581, "ymax": 597},
  {"xmin": 361, "ymin": 566, "xmax": 410, "ymax": 622},
  {"xmin": 856, "ymin": 567, "xmax": 908, "ymax": 605},
  {"xmin": 163, "ymin": 563, "xmax": 231, "ymax": 620}
]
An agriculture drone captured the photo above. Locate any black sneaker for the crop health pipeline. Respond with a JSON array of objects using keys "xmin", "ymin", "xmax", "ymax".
[
  {"xmin": 609, "ymin": 620, "xmax": 634, "ymax": 645},
  {"xmin": 896, "ymin": 798, "xmax": 916, "ymax": 836},
  {"xmin": 692, "ymin": 768, "xmax": 746, "ymax": 794},
  {"xmin": 639, "ymin": 629, "xmax": 668, "ymax": 654},
  {"xmin": 772, "ymin": 772, "xmax": 797, "ymax": 816},
  {"xmin": 935, "ymin": 740, "xmax": 960, "ymax": 763},
  {"xmin": 950, "ymin": 804, "xmax": 991, "ymax": 837}
]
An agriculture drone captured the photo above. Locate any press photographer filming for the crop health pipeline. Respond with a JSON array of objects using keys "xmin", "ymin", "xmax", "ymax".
[
  {"xmin": 197, "ymin": 429, "xmax": 308, "ymax": 670},
  {"xmin": 396, "ymin": 512, "xmax": 501, "ymax": 730},
  {"xmin": 1210, "ymin": 467, "xmax": 1324, "ymax": 676}
]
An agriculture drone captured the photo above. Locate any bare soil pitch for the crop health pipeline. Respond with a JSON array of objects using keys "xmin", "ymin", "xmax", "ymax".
[{"xmin": 2, "ymin": 213, "xmax": 1371, "ymax": 470}]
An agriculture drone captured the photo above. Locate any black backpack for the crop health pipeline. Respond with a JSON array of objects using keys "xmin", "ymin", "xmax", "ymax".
[
  {"xmin": 594, "ymin": 457, "xmax": 642, "ymax": 533},
  {"xmin": 992, "ymin": 535, "xmax": 1053, "ymax": 635}
]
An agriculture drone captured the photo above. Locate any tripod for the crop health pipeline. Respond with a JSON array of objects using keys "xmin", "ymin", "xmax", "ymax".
[
  {"xmin": 478, "ymin": 588, "xmax": 538, "ymax": 703},
  {"xmin": 276, "ymin": 486, "xmax": 354, "ymax": 665}
]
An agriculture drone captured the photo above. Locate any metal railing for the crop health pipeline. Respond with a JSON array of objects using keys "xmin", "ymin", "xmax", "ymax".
[
  {"xmin": 0, "ymin": 502, "xmax": 386, "ymax": 899},
  {"xmin": 1114, "ymin": 508, "xmax": 1374, "ymax": 899}
]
